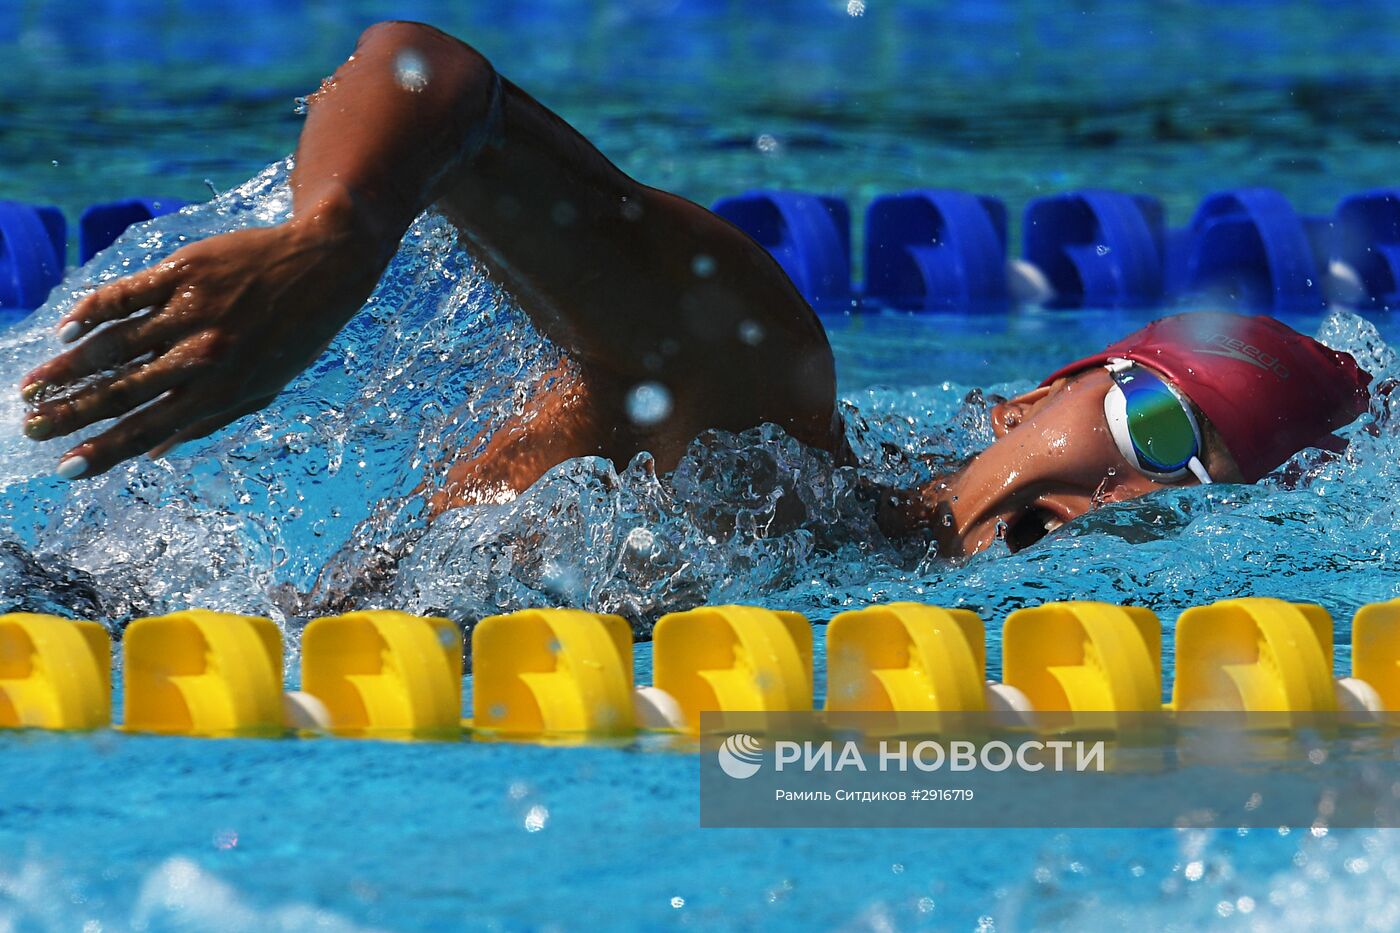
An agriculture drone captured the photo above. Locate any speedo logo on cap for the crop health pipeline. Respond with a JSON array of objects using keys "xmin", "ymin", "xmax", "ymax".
[{"xmin": 1197, "ymin": 334, "xmax": 1290, "ymax": 379}]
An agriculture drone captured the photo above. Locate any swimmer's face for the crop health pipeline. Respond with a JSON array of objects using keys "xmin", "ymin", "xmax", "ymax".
[{"xmin": 882, "ymin": 367, "xmax": 1244, "ymax": 557}]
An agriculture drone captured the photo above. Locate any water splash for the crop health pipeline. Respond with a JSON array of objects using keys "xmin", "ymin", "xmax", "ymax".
[{"xmin": 0, "ymin": 159, "xmax": 555, "ymax": 632}]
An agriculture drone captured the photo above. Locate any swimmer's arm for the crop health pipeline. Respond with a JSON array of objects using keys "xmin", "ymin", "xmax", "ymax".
[
  {"xmin": 287, "ymin": 21, "xmax": 501, "ymax": 267},
  {"xmin": 21, "ymin": 21, "xmax": 833, "ymax": 476},
  {"xmin": 17, "ymin": 23, "xmax": 507, "ymax": 476}
]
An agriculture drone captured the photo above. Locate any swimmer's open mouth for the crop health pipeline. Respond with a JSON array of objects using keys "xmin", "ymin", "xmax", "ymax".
[{"xmin": 1004, "ymin": 506, "xmax": 1064, "ymax": 553}]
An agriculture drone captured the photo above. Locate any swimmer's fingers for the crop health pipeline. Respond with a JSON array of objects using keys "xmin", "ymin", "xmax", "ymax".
[
  {"xmin": 23, "ymin": 361, "xmax": 189, "ymax": 441},
  {"xmin": 54, "ymin": 389, "xmax": 204, "ymax": 480},
  {"xmin": 21, "ymin": 308, "xmax": 199, "ymax": 392},
  {"xmin": 146, "ymin": 394, "xmax": 277, "ymax": 458},
  {"xmin": 58, "ymin": 265, "xmax": 178, "ymax": 341}
]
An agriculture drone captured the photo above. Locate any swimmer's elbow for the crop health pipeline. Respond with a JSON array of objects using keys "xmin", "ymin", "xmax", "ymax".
[
  {"xmin": 355, "ymin": 21, "xmax": 493, "ymax": 74},
  {"xmin": 352, "ymin": 21, "xmax": 498, "ymax": 134}
]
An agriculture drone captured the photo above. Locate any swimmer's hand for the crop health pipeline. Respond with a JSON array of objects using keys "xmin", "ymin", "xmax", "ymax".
[{"xmin": 18, "ymin": 198, "xmax": 388, "ymax": 478}]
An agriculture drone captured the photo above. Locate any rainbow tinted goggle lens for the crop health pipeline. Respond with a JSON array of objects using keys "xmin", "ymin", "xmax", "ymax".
[{"xmin": 1103, "ymin": 359, "xmax": 1213, "ymax": 485}]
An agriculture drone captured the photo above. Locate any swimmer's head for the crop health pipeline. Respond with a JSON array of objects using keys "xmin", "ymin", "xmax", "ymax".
[{"xmin": 882, "ymin": 312, "xmax": 1373, "ymax": 556}]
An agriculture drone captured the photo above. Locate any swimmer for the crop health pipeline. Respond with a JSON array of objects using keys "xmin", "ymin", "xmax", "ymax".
[{"xmin": 17, "ymin": 22, "xmax": 1373, "ymax": 561}]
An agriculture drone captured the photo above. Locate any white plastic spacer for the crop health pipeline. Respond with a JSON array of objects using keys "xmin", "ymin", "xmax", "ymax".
[
  {"xmin": 1006, "ymin": 258, "xmax": 1056, "ymax": 306},
  {"xmin": 984, "ymin": 680, "xmax": 1036, "ymax": 727},
  {"xmin": 632, "ymin": 685, "xmax": 686, "ymax": 731},
  {"xmin": 283, "ymin": 690, "xmax": 334, "ymax": 731},
  {"xmin": 1325, "ymin": 260, "xmax": 1368, "ymax": 307},
  {"xmin": 1334, "ymin": 677, "xmax": 1383, "ymax": 718}
]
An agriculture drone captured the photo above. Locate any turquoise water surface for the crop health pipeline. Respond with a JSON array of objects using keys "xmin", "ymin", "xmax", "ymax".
[{"xmin": 3, "ymin": 1, "xmax": 1400, "ymax": 930}]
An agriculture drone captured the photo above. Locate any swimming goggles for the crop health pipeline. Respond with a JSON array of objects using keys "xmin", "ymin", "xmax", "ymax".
[{"xmin": 1103, "ymin": 358, "xmax": 1213, "ymax": 485}]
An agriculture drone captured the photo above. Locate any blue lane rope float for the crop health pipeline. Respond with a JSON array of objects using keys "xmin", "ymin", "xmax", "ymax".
[
  {"xmin": 4, "ymin": 597, "xmax": 1400, "ymax": 741},
  {"xmin": 711, "ymin": 190, "xmax": 853, "ymax": 312},
  {"xmin": 1023, "ymin": 190, "xmax": 1166, "ymax": 310},
  {"xmin": 863, "ymin": 189, "xmax": 1009, "ymax": 313},
  {"xmin": 1173, "ymin": 188, "xmax": 1328, "ymax": 314},
  {"xmin": 1333, "ymin": 190, "xmax": 1400, "ymax": 311},
  {"xmin": 78, "ymin": 197, "xmax": 189, "ymax": 264},
  {"xmin": 6, "ymin": 186, "xmax": 1400, "ymax": 323},
  {"xmin": 0, "ymin": 200, "xmax": 65, "ymax": 322}
]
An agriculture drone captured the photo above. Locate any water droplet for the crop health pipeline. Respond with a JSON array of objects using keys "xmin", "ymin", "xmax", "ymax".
[
  {"xmin": 293, "ymin": 96, "xmax": 308, "ymax": 115},
  {"xmin": 626, "ymin": 382, "xmax": 673, "ymax": 427},
  {"xmin": 624, "ymin": 526, "xmax": 655, "ymax": 556},
  {"xmin": 523, "ymin": 804, "xmax": 549, "ymax": 832},
  {"xmin": 394, "ymin": 49, "xmax": 430, "ymax": 92},
  {"xmin": 738, "ymin": 320, "xmax": 765, "ymax": 345},
  {"xmin": 691, "ymin": 254, "xmax": 716, "ymax": 277}
]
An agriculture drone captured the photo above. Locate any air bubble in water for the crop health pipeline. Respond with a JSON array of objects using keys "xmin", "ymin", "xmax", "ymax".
[
  {"xmin": 1096, "ymin": 244, "xmax": 1110, "ymax": 256},
  {"xmin": 691, "ymin": 254, "xmax": 716, "ymax": 278},
  {"xmin": 847, "ymin": 0, "xmax": 866, "ymax": 14},
  {"xmin": 626, "ymin": 382, "xmax": 673, "ymax": 427},
  {"xmin": 756, "ymin": 134, "xmax": 780, "ymax": 154}
]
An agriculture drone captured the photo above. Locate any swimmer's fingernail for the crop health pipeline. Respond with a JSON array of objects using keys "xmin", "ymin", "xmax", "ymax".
[
  {"xmin": 20, "ymin": 381, "xmax": 43, "ymax": 403},
  {"xmin": 24, "ymin": 415, "xmax": 52, "ymax": 440},
  {"xmin": 57, "ymin": 321, "xmax": 84, "ymax": 343},
  {"xmin": 55, "ymin": 455, "xmax": 88, "ymax": 481}
]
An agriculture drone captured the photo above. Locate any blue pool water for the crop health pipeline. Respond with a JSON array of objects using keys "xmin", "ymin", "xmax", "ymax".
[{"xmin": 5, "ymin": 1, "xmax": 1400, "ymax": 929}]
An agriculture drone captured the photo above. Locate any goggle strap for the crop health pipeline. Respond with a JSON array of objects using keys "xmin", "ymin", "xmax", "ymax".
[{"xmin": 1187, "ymin": 456, "xmax": 1213, "ymax": 485}]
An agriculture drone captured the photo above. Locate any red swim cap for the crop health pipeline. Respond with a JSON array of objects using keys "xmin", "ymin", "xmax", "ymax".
[{"xmin": 1040, "ymin": 311, "xmax": 1372, "ymax": 482}]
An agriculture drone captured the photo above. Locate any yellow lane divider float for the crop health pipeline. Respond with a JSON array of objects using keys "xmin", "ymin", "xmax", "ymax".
[
  {"xmin": 2, "ymin": 597, "xmax": 1400, "ymax": 738},
  {"xmin": 1004, "ymin": 601, "xmax": 1162, "ymax": 720},
  {"xmin": 302, "ymin": 610, "xmax": 461, "ymax": 736},
  {"xmin": 471, "ymin": 608, "xmax": 634, "ymax": 735},
  {"xmin": 653, "ymin": 605, "xmax": 812, "ymax": 733},
  {"xmin": 0, "ymin": 613, "xmax": 109, "ymax": 729}
]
